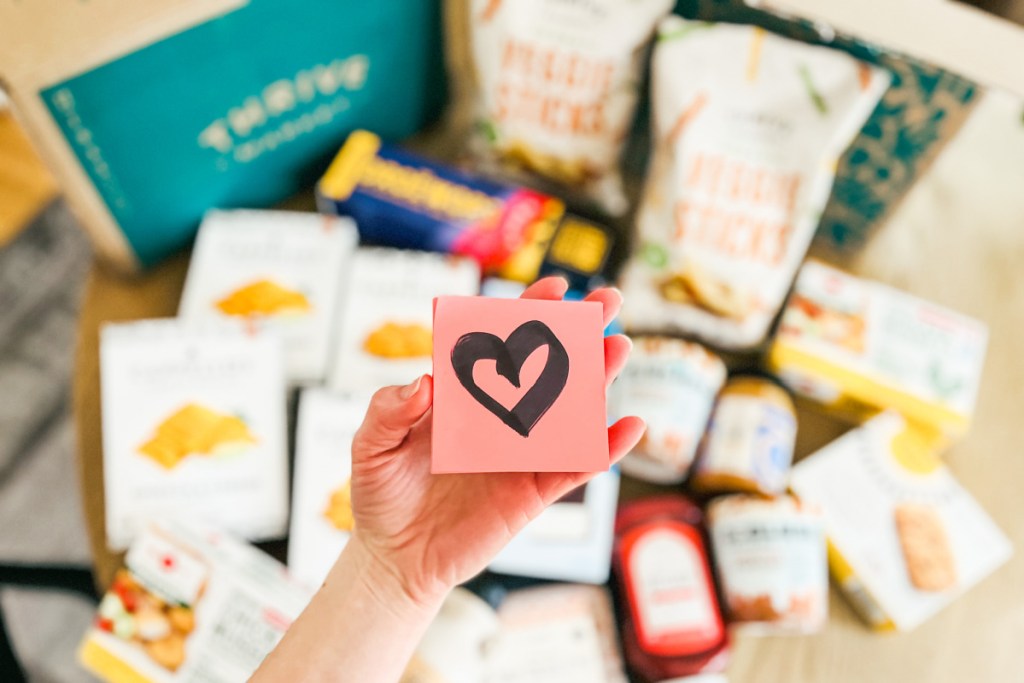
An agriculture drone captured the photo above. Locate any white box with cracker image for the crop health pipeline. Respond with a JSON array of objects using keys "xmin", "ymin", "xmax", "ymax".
[
  {"xmin": 178, "ymin": 210, "xmax": 358, "ymax": 385},
  {"xmin": 100, "ymin": 319, "xmax": 289, "ymax": 551},
  {"xmin": 790, "ymin": 412, "xmax": 1011, "ymax": 631},
  {"xmin": 327, "ymin": 248, "xmax": 480, "ymax": 392},
  {"xmin": 288, "ymin": 389, "xmax": 371, "ymax": 589}
]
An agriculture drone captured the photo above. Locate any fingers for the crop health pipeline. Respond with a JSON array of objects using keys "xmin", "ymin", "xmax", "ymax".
[
  {"xmin": 352, "ymin": 375, "xmax": 433, "ymax": 460},
  {"xmin": 535, "ymin": 416, "xmax": 646, "ymax": 504},
  {"xmin": 603, "ymin": 334, "xmax": 632, "ymax": 390},
  {"xmin": 521, "ymin": 276, "xmax": 568, "ymax": 301},
  {"xmin": 608, "ymin": 416, "xmax": 646, "ymax": 464},
  {"xmin": 583, "ymin": 287, "xmax": 622, "ymax": 327}
]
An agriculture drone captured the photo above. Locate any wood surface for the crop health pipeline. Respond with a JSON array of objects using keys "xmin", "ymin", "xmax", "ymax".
[{"xmin": 0, "ymin": 110, "xmax": 57, "ymax": 246}]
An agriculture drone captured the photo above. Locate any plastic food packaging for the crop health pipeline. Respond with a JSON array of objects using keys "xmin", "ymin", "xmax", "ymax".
[
  {"xmin": 610, "ymin": 337, "xmax": 726, "ymax": 484},
  {"xmin": 708, "ymin": 495, "xmax": 828, "ymax": 634},
  {"xmin": 613, "ymin": 496, "xmax": 729, "ymax": 681},
  {"xmin": 178, "ymin": 210, "xmax": 357, "ymax": 385},
  {"xmin": 620, "ymin": 17, "xmax": 889, "ymax": 349},
  {"xmin": 790, "ymin": 411, "xmax": 1012, "ymax": 632},
  {"xmin": 317, "ymin": 130, "xmax": 616, "ymax": 288},
  {"xmin": 769, "ymin": 260, "xmax": 988, "ymax": 442},
  {"xmin": 465, "ymin": 0, "xmax": 672, "ymax": 215},
  {"xmin": 690, "ymin": 375, "xmax": 797, "ymax": 497}
]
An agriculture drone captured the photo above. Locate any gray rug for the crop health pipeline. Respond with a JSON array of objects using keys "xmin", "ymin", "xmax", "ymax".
[{"xmin": 0, "ymin": 201, "xmax": 97, "ymax": 682}]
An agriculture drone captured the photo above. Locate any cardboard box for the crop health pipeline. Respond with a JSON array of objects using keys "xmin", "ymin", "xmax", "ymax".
[
  {"xmin": 790, "ymin": 412, "xmax": 1011, "ymax": 631},
  {"xmin": 0, "ymin": 0, "xmax": 445, "ymax": 270},
  {"xmin": 768, "ymin": 260, "xmax": 987, "ymax": 442},
  {"xmin": 79, "ymin": 520, "xmax": 312, "ymax": 682}
]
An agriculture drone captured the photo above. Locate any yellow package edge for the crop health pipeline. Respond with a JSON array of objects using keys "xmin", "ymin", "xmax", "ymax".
[
  {"xmin": 319, "ymin": 129, "xmax": 381, "ymax": 201},
  {"xmin": 768, "ymin": 343, "xmax": 969, "ymax": 441},
  {"xmin": 826, "ymin": 540, "xmax": 897, "ymax": 632},
  {"xmin": 79, "ymin": 637, "xmax": 153, "ymax": 683}
]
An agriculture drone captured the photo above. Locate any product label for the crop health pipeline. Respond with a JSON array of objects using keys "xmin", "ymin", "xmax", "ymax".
[
  {"xmin": 699, "ymin": 395, "xmax": 796, "ymax": 493},
  {"xmin": 623, "ymin": 523, "xmax": 723, "ymax": 657}
]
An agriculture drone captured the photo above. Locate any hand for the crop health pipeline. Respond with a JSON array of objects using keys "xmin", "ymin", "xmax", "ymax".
[{"xmin": 349, "ymin": 277, "xmax": 645, "ymax": 607}]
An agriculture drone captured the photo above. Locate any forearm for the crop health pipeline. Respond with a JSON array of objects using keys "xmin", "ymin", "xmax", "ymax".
[{"xmin": 252, "ymin": 535, "xmax": 447, "ymax": 682}]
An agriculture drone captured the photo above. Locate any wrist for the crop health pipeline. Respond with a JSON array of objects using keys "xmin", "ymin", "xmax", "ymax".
[{"xmin": 335, "ymin": 533, "xmax": 449, "ymax": 620}]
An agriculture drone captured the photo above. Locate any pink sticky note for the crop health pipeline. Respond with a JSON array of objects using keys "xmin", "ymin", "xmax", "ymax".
[{"xmin": 431, "ymin": 295, "xmax": 608, "ymax": 473}]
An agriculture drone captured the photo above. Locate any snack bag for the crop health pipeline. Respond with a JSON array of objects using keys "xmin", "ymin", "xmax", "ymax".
[
  {"xmin": 466, "ymin": 0, "xmax": 672, "ymax": 214},
  {"xmin": 620, "ymin": 18, "xmax": 889, "ymax": 349}
]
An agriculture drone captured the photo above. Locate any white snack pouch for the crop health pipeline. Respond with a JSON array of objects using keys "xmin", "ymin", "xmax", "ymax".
[
  {"xmin": 620, "ymin": 18, "xmax": 889, "ymax": 349},
  {"xmin": 467, "ymin": 0, "xmax": 672, "ymax": 215}
]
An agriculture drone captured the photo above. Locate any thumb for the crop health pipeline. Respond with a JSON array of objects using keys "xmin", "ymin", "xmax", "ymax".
[{"xmin": 353, "ymin": 375, "xmax": 433, "ymax": 460}]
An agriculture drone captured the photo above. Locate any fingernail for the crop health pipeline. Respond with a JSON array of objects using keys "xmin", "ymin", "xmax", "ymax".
[{"xmin": 400, "ymin": 375, "xmax": 423, "ymax": 400}]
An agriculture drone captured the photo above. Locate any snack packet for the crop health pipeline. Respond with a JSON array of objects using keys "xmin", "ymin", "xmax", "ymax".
[
  {"xmin": 466, "ymin": 0, "xmax": 672, "ymax": 214},
  {"xmin": 620, "ymin": 18, "xmax": 889, "ymax": 349},
  {"xmin": 79, "ymin": 520, "xmax": 312, "ymax": 682}
]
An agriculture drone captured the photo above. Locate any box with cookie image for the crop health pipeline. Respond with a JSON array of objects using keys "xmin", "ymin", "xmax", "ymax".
[
  {"xmin": 327, "ymin": 248, "xmax": 480, "ymax": 392},
  {"xmin": 80, "ymin": 520, "xmax": 313, "ymax": 682},
  {"xmin": 789, "ymin": 412, "xmax": 1011, "ymax": 631},
  {"xmin": 100, "ymin": 320, "xmax": 289, "ymax": 551},
  {"xmin": 288, "ymin": 390, "xmax": 371, "ymax": 589}
]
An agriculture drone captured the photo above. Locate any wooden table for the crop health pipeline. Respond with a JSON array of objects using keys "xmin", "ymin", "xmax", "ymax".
[{"xmin": 73, "ymin": 100, "xmax": 1024, "ymax": 682}]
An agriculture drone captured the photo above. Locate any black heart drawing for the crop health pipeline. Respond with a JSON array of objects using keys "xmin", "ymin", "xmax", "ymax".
[{"xmin": 451, "ymin": 320, "xmax": 570, "ymax": 437}]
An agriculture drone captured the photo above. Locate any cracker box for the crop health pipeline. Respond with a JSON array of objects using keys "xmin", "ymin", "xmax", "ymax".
[
  {"xmin": 288, "ymin": 389, "xmax": 370, "ymax": 589},
  {"xmin": 327, "ymin": 248, "xmax": 480, "ymax": 391},
  {"xmin": 769, "ymin": 260, "xmax": 988, "ymax": 441},
  {"xmin": 489, "ymin": 470, "xmax": 620, "ymax": 584},
  {"xmin": 178, "ymin": 210, "xmax": 357, "ymax": 385},
  {"xmin": 79, "ymin": 520, "xmax": 312, "ymax": 682},
  {"xmin": 789, "ymin": 412, "xmax": 1011, "ymax": 631},
  {"xmin": 100, "ymin": 320, "xmax": 288, "ymax": 551}
]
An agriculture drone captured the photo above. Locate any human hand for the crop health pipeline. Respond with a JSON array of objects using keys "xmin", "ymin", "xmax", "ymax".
[{"xmin": 347, "ymin": 277, "xmax": 644, "ymax": 608}]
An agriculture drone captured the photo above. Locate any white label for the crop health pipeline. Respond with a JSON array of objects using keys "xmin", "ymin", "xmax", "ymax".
[{"xmin": 630, "ymin": 529, "xmax": 716, "ymax": 639}]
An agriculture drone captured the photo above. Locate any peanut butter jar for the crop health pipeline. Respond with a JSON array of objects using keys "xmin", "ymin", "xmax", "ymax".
[{"xmin": 690, "ymin": 374, "xmax": 797, "ymax": 496}]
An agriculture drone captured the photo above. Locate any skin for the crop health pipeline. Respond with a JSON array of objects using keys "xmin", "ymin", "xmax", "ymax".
[{"xmin": 252, "ymin": 277, "xmax": 645, "ymax": 682}]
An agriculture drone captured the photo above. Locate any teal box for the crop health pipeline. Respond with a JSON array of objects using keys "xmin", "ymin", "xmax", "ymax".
[{"xmin": 42, "ymin": 0, "xmax": 446, "ymax": 268}]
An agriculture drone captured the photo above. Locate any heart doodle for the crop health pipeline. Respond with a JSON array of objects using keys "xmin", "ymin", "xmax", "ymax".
[{"xmin": 450, "ymin": 320, "xmax": 570, "ymax": 437}]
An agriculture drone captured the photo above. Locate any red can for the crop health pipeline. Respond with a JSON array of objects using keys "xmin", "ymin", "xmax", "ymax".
[{"xmin": 613, "ymin": 495, "xmax": 729, "ymax": 681}]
